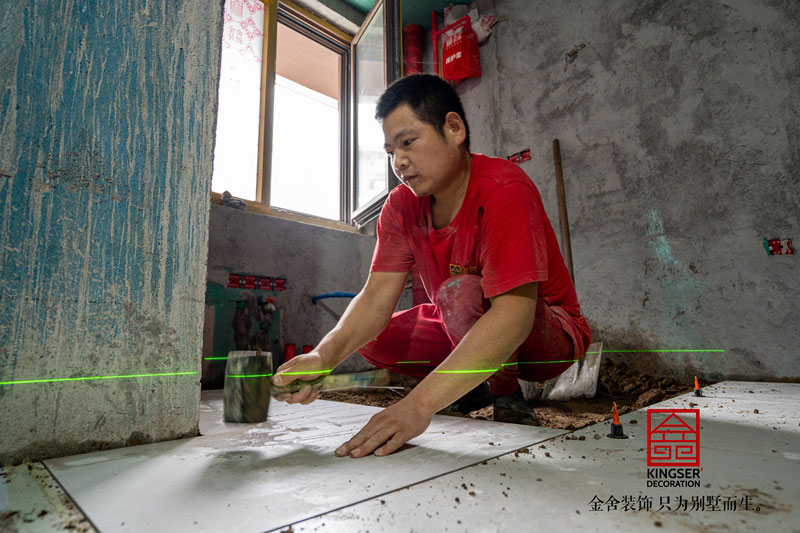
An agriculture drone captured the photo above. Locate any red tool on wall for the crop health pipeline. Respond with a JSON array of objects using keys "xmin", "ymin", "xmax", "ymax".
[
  {"xmin": 529, "ymin": 139, "xmax": 603, "ymax": 402},
  {"xmin": 403, "ymin": 24, "xmax": 423, "ymax": 75}
]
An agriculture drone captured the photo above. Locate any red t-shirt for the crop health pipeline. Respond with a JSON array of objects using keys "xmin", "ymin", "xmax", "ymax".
[{"xmin": 370, "ymin": 153, "xmax": 592, "ymax": 356}]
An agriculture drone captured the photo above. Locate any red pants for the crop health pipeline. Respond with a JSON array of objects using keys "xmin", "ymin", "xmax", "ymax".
[{"xmin": 359, "ymin": 275, "xmax": 579, "ymax": 395}]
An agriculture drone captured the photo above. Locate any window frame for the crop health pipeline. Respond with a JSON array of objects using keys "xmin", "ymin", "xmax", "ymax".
[{"xmin": 250, "ymin": 0, "xmax": 400, "ymax": 228}]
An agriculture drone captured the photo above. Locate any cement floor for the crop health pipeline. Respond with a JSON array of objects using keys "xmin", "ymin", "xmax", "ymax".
[
  {"xmin": 1, "ymin": 381, "xmax": 798, "ymax": 532},
  {"xmin": 291, "ymin": 381, "xmax": 800, "ymax": 532}
]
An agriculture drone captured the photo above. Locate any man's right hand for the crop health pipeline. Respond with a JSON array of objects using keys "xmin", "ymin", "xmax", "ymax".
[{"xmin": 271, "ymin": 353, "xmax": 329, "ymax": 405}]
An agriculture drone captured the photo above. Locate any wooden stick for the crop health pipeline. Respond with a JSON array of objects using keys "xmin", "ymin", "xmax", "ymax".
[{"xmin": 553, "ymin": 139, "xmax": 575, "ymax": 282}]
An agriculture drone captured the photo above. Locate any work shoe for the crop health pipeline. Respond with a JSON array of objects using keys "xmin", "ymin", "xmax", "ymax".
[
  {"xmin": 440, "ymin": 382, "xmax": 493, "ymax": 416},
  {"xmin": 493, "ymin": 389, "xmax": 539, "ymax": 426}
]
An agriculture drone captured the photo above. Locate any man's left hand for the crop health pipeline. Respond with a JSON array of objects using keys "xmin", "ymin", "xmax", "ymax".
[{"xmin": 335, "ymin": 399, "xmax": 433, "ymax": 458}]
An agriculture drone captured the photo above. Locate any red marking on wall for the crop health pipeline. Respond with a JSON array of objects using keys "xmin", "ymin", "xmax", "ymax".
[
  {"xmin": 764, "ymin": 237, "xmax": 795, "ymax": 256},
  {"xmin": 223, "ymin": 0, "xmax": 263, "ymax": 62},
  {"xmin": 228, "ymin": 273, "xmax": 286, "ymax": 291},
  {"xmin": 230, "ymin": 0, "xmax": 243, "ymax": 18}
]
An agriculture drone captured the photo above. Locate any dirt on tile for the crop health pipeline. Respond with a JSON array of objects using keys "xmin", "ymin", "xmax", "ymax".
[{"xmin": 319, "ymin": 358, "xmax": 697, "ymax": 430}]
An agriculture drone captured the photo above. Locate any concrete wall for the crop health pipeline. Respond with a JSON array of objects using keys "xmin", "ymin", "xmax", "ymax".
[
  {"xmin": 206, "ymin": 206, "xmax": 389, "ymax": 374},
  {"xmin": 456, "ymin": 0, "xmax": 799, "ymax": 381},
  {"xmin": 0, "ymin": 1, "xmax": 223, "ymax": 464}
]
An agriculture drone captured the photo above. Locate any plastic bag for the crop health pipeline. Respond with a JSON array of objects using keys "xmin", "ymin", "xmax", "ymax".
[{"xmin": 442, "ymin": 16, "xmax": 481, "ymax": 82}]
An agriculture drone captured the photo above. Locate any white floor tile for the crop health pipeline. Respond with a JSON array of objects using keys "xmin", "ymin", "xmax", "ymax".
[{"xmin": 291, "ymin": 382, "xmax": 800, "ymax": 533}]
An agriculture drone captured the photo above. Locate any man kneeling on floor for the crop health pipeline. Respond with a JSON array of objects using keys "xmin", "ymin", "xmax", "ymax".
[{"xmin": 272, "ymin": 74, "xmax": 591, "ymax": 458}]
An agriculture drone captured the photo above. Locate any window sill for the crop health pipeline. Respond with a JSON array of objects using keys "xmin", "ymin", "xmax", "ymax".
[{"xmin": 210, "ymin": 192, "xmax": 363, "ymax": 234}]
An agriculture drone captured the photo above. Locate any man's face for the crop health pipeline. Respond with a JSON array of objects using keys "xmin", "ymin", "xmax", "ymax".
[{"xmin": 381, "ymin": 104, "xmax": 465, "ymax": 198}]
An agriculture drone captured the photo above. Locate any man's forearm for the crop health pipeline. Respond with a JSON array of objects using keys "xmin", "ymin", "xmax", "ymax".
[{"xmin": 404, "ymin": 286, "xmax": 537, "ymax": 414}]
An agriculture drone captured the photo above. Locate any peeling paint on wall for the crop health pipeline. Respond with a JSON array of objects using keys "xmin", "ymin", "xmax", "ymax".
[
  {"xmin": 206, "ymin": 205, "xmax": 382, "ymax": 375},
  {"xmin": 0, "ymin": 1, "xmax": 224, "ymax": 463}
]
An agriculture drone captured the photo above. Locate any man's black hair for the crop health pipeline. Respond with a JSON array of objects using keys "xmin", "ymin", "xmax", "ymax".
[{"xmin": 375, "ymin": 74, "xmax": 471, "ymax": 151}]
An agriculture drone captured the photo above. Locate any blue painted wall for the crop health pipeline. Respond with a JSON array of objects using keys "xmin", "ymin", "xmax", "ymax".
[
  {"xmin": 459, "ymin": 0, "xmax": 799, "ymax": 381},
  {"xmin": 0, "ymin": 1, "xmax": 223, "ymax": 463}
]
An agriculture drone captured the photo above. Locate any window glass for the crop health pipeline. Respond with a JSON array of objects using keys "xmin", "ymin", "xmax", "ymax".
[
  {"xmin": 270, "ymin": 21, "xmax": 342, "ymax": 220},
  {"xmin": 212, "ymin": 0, "xmax": 265, "ymax": 201}
]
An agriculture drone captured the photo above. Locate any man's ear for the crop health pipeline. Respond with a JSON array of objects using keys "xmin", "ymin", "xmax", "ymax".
[{"xmin": 443, "ymin": 111, "xmax": 467, "ymax": 146}]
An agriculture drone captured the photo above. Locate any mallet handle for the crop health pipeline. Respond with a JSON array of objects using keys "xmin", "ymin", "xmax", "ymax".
[{"xmin": 553, "ymin": 139, "xmax": 575, "ymax": 282}]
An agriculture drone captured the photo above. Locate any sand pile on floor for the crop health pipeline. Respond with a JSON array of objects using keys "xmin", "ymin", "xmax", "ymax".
[{"xmin": 319, "ymin": 359, "xmax": 694, "ymax": 430}]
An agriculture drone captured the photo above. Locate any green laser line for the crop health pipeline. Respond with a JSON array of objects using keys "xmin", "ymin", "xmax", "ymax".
[
  {"xmin": 586, "ymin": 349, "xmax": 724, "ymax": 354},
  {"xmin": 434, "ymin": 369, "xmax": 499, "ymax": 374},
  {"xmin": 227, "ymin": 370, "xmax": 333, "ymax": 378},
  {"xmin": 206, "ymin": 349, "xmax": 724, "ymax": 361},
  {"xmin": 0, "ymin": 372, "xmax": 196, "ymax": 386},
  {"xmin": 502, "ymin": 359, "xmax": 580, "ymax": 366}
]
